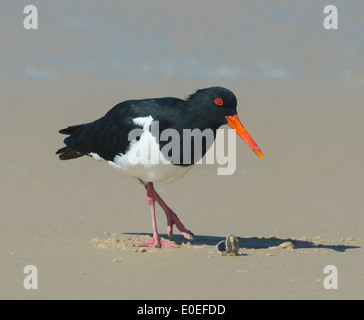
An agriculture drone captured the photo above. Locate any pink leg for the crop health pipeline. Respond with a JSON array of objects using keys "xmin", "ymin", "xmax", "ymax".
[
  {"xmin": 149, "ymin": 186, "xmax": 194, "ymax": 241},
  {"xmin": 136, "ymin": 183, "xmax": 175, "ymax": 248}
]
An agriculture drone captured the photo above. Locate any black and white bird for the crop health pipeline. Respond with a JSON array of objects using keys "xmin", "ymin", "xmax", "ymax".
[{"xmin": 56, "ymin": 87, "xmax": 264, "ymax": 247}]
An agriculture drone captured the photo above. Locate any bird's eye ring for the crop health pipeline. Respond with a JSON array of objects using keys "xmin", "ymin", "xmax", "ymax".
[{"xmin": 214, "ymin": 98, "xmax": 223, "ymax": 106}]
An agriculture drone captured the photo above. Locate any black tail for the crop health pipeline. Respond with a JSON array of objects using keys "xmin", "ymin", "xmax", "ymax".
[
  {"xmin": 59, "ymin": 124, "xmax": 84, "ymax": 135},
  {"xmin": 56, "ymin": 146, "xmax": 84, "ymax": 160},
  {"xmin": 56, "ymin": 124, "xmax": 86, "ymax": 160}
]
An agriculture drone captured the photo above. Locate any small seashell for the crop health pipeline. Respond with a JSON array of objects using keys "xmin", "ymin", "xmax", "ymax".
[
  {"xmin": 216, "ymin": 240, "xmax": 227, "ymax": 255},
  {"xmin": 216, "ymin": 235, "xmax": 239, "ymax": 256},
  {"xmin": 226, "ymin": 235, "xmax": 239, "ymax": 255},
  {"xmin": 278, "ymin": 241, "xmax": 294, "ymax": 250}
]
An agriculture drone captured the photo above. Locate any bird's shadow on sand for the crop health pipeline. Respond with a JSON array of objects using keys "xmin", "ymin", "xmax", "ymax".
[{"xmin": 125, "ymin": 233, "xmax": 360, "ymax": 253}]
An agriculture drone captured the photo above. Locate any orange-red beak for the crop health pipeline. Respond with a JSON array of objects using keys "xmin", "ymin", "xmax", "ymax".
[{"xmin": 225, "ymin": 114, "xmax": 265, "ymax": 159}]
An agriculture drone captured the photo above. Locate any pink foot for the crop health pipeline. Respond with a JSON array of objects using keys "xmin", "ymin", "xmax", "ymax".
[
  {"xmin": 165, "ymin": 209, "xmax": 194, "ymax": 241},
  {"xmin": 150, "ymin": 188, "xmax": 194, "ymax": 240},
  {"xmin": 135, "ymin": 236, "xmax": 176, "ymax": 248},
  {"xmin": 142, "ymin": 182, "xmax": 193, "ymax": 247}
]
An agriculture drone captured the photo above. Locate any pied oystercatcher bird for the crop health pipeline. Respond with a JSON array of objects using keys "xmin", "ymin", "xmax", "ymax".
[{"xmin": 56, "ymin": 87, "xmax": 264, "ymax": 247}]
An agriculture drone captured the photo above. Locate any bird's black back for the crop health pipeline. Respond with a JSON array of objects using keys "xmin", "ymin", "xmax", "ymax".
[
  {"xmin": 56, "ymin": 87, "xmax": 237, "ymax": 165},
  {"xmin": 56, "ymin": 97, "xmax": 187, "ymax": 161}
]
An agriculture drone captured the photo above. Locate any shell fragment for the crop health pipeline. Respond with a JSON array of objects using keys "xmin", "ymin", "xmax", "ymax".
[{"xmin": 217, "ymin": 235, "xmax": 240, "ymax": 256}]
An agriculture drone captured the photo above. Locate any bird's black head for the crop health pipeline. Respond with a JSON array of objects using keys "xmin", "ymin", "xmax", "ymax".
[
  {"xmin": 187, "ymin": 86, "xmax": 264, "ymax": 159},
  {"xmin": 186, "ymin": 86, "xmax": 238, "ymax": 125}
]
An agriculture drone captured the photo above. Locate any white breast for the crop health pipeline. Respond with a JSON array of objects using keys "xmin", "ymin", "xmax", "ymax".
[{"xmin": 106, "ymin": 116, "xmax": 192, "ymax": 183}]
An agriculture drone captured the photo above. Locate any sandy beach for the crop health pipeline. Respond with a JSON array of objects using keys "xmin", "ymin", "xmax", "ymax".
[{"xmin": 1, "ymin": 2, "xmax": 363, "ymax": 300}]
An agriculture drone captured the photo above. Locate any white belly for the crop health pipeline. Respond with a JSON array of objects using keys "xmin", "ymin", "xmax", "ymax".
[
  {"xmin": 91, "ymin": 115, "xmax": 193, "ymax": 183},
  {"xmin": 110, "ymin": 159, "xmax": 193, "ymax": 183}
]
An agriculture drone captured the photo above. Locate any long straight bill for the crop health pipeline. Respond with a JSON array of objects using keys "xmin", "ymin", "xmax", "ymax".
[{"xmin": 225, "ymin": 114, "xmax": 265, "ymax": 159}]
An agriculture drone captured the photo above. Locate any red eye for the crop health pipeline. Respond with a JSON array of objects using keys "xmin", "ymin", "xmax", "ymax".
[{"xmin": 214, "ymin": 98, "xmax": 223, "ymax": 106}]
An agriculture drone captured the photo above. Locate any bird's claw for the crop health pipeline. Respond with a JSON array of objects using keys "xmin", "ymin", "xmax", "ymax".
[
  {"xmin": 168, "ymin": 230, "xmax": 194, "ymax": 242},
  {"xmin": 135, "ymin": 237, "xmax": 176, "ymax": 248}
]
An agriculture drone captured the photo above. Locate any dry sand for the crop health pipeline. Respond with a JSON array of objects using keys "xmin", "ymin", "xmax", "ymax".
[{"xmin": 1, "ymin": 78, "xmax": 363, "ymax": 300}]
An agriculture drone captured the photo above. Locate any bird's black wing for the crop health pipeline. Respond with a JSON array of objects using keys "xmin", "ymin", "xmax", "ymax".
[
  {"xmin": 56, "ymin": 97, "xmax": 185, "ymax": 161},
  {"xmin": 56, "ymin": 100, "xmax": 145, "ymax": 161}
]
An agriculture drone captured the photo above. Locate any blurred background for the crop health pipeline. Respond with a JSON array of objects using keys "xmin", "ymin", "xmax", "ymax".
[
  {"xmin": 1, "ymin": 0, "xmax": 364, "ymax": 235},
  {"xmin": 1, "ymin": 0, "xmax": 364, "ymax": 238},
  {"xmin": 2, "ymin": 1, "xmax": 364, "ymax": 84}
]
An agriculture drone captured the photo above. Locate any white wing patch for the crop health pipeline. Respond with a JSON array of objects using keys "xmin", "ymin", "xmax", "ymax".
[
  {"xmin": 89, "ymin": 152, "xmax": 103, "ymax": 161},
  {"xmin": 132, "ymin": 115, "xmax": 153, "ymax": 129}
]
